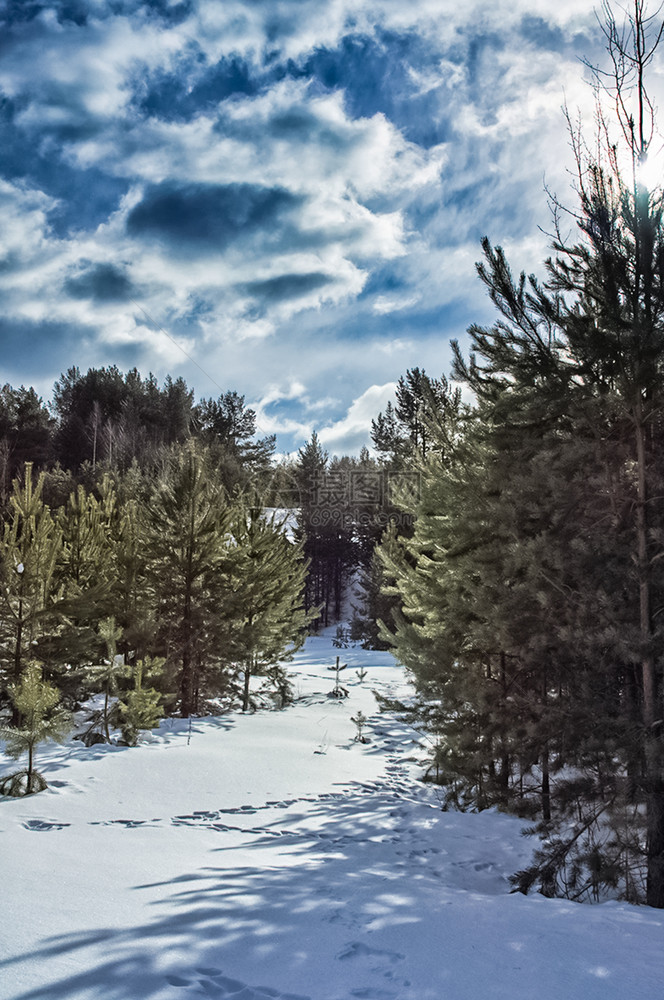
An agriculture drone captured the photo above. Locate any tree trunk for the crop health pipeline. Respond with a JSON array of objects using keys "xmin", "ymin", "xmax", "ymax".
[
  {"xmin": 242, "ymin": 661, "xmax": 251, "ymax": 713},
  {"xmin": 11, "ymin": 602, "xmax": 24, "ymax": 726},
  {"xmin": 646, "ymin": 773, "xmax": 664, "ymax": 908},
  {"xmin": 180, "ymin": 510, "xmax": 195, "ymax": 718},
  {"xmin": 541, "ymin": 745, "xmax": 551, "ymax": 824},
  {"xmin": 634, "ymin": 413, "xmax": 664, "ymax": 907},
  {"xmin": 103, "ymin": 688, "xmax": 110, "ymax": 741}
]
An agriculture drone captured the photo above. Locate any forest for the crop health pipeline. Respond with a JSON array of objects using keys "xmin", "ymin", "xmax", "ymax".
[
  {"xmin": 0, "ymin": 364, "xmax": 412, "ymax": 775},
  {"xmin": 3, "ymin": 0, "xmax": 664, "ymax": 914}
]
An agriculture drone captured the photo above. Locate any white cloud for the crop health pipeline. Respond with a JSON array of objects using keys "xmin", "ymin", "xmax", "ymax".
[
  {"xmin": 318, "ymin": 383, "xmax": 397, "ymax": 455},
  {"xmin": 0, "ymin": 0, "xmax": 632, "ymax": 451},
  {"xmin": 372, "ymin": 294, "xmax": 421, "ymax": 316}
]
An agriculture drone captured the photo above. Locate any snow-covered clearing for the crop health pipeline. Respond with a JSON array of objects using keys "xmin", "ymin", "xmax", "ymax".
[{"xmin": 1, "ymin": 635, "xmax": 664, "ymax": 1000}]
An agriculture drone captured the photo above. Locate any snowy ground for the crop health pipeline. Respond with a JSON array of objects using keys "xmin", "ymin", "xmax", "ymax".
[{"xmin": 2, "ymin": 635, "xmax": 664, "ymax": 1000}]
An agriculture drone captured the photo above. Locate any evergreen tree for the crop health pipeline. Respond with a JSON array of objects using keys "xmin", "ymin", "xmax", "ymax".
[
  {"xmin": 111, "ymin": 492, "xmax": 153, "ymax": 664},
  {"xmin": 224, "ymin": 503, "xmax": 313, "ymax": 711},
  {"xmin": 379, "ymin": 2, "xmax": 664, "ymax": 905},
  {"xmin": 371, "ymin": 369, "xmax": 456, "ymax": 467},
  {"xmin": 0, "ymin": 465, "xmax": 63, "ymax": 712},
  {"xmin": 50, "ymin": 478, "xmax": 116, "ymax": 677},
  {"xmin": 147, "ymin": 444, "xmax": 232, "ymax": 716},
  {"xmin": 118, "ymin": 657, "xmax": 164, "ymax": 745},
  {"xmin": 159, "ymin": 376, "xmax": 193, "ymax": 447},
  {"xmin": 351, "ymin": 546, "xmax": 395, "ymax": 651},
  {"xmin": 0, "ymin": 663, "xmax": 70, "ymax": 795},
  {"xmin": 295, "ymin": 432, "xmax": 330, "ymax": 626},
  {"xmin": 194, "ymin": 391, "xmax": 275, "ymax": 491},
  {"xmin": 371, "ymin": 401, "xmax": 404, "ymax": 466},
  {"xmin": 87, "ymin": 616, "xmax": 124, "ymax": 742},
  {"xmin": 0, "ymin": 385, "xmax": 53, "ymax": 494}
]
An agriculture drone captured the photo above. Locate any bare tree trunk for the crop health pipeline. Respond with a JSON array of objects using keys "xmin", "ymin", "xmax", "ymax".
[
  {"xmin": 242, "ymin": 661, "xmax": 251, "ymax": 712},
  {"xmin": 635, "ymin": 412, "xmax": 664, "ymax": 906},
  {"xmin": 541, "ymin": 746, "xmax": 551, "ymax": 824}
]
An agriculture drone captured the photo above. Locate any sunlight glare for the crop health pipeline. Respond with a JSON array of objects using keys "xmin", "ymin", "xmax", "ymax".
[{"xmin": 637, "ymin": 150, "xmax": 664, "ymax": 193}]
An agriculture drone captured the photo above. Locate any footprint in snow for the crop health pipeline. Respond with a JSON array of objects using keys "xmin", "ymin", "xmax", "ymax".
[
  {"xmin": 337, "ymin": 943, "xmax": 404, "ymax": 965},
  {"xmin": 166, "ymin": 968, "xmax": 311, "ymax": 1000},
  {"xmin": 22, "ymin": 819, "xmax": 71, "ymax": 831},
  {"xmin": 349, "ymin": 990, "xmax": 398, "ymax": 1000},
  {"xmin": 453, "ymin": 860, "xmax": 495, "ymax": 872},
  {"xmin": 166, "ymin": 974, "xmax": 191, "ymax": 987}
]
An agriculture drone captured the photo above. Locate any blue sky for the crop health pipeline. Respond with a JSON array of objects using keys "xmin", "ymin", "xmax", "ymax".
[{"xmin": 0, "ymin": 1, "xmax": 611, "ymax": 454}]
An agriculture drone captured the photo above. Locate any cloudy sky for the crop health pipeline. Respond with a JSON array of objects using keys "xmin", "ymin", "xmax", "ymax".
[{"xmin": 0, "ymin": 0, "xmax": 621, "ymax": 453}]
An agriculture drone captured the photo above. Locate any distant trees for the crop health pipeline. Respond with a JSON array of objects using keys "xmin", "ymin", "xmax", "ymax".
[
  {"xmin": 371, "ymin": 368, "xmax": 456, "ymax": 466},
  {"xmin": 194, "ymin": 390, "xmax": 276, "ymax": 491},
  {"xmin": 0, "ymin": 385, "xmax": 53, "ymax": 496},
  {"xmin": 295, "ymin": 431, "xmax": 333, "ymax": 626},
  {"xmin": 52, "ymin": 366, "xmax": 194, "ymax": 471},
  {"xmin": 294, "ymin": 433, "xmax": 389, "ymax": 630}
]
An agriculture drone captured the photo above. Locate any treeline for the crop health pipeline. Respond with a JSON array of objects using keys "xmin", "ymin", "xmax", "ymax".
[
  {"xmin": 0, "ymin": 365, "xmax": 414, "ymax": 638},
  {"xmin": 0, "ymin": 366, "xmax": 276, "ymax": 497}
]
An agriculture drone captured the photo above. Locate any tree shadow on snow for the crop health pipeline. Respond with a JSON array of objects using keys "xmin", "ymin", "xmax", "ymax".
[{"xmin": 0, "ymin": 786, "xmax": 438, "ymax": 1000}]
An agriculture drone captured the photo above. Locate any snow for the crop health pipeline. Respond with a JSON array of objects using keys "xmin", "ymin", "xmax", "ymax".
[{"xmin": 1, "ymin": 634, "xmax": 664, "ymax": 1000}]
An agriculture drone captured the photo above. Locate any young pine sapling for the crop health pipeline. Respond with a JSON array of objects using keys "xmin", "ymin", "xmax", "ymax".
[
  {"xmin": 351, "ymin": 710, "xmax": 369, "ymax": 744},
  {"xmin": 118, "ymin": 657, "xmax": 164, "ymax": 746},
  {"xmin": 0, "ymin": 663, "xmax": 71, "ymax": 796},
  {"xmin": 327, "ymin": 655, "xmax": 348, "ymax": 699}
]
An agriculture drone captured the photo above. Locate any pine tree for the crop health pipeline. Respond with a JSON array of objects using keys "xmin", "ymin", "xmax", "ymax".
[
  {"xmin": 147, "ymin": 443, "xmax": 232, "ymax": 716},
  {"xmin": 371, "ymin": 401, "xmax": 405, "ymax": 466},
  {"xmin": 225, "ymin": 503, "xmax": 314, "ymax": 711},
  {"xmin": 50, "ymin": 477, "xmax": 116, "ymax": 679},
  {"xmin": 0, "ymin": 465, "xmax": 64, "ymax": 712},
  {"xmin": 379, "ymin": 0, "xmax": 664, "ymax": 906},
  {"xmin": 0, "ymin": 663, "xmax": 70, "ymax": 795},
  {"xmin": 118, "ymin": 657, "xmax": 164, "ymax": 746},
  {"xmin": 371, "ymin": 370, "xmax": 458, "ymax": 467},
  {"xmin": 0, "ymin": 384, "xmax": 53, "ymax": 491},
  {"xmin": 295, "ymin": 432, "xmax": 330, "ymax": 626},
  {"xmin": 87, "ymin": 616, "xmax": 124, "ymax": 742},
  {"xmin": 108, "ymin": 472, "xmax": 154, "ymax": 664},
  {"xmin": 194, "ymin": 391, "xmax": 275, "ymax": 491}
]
